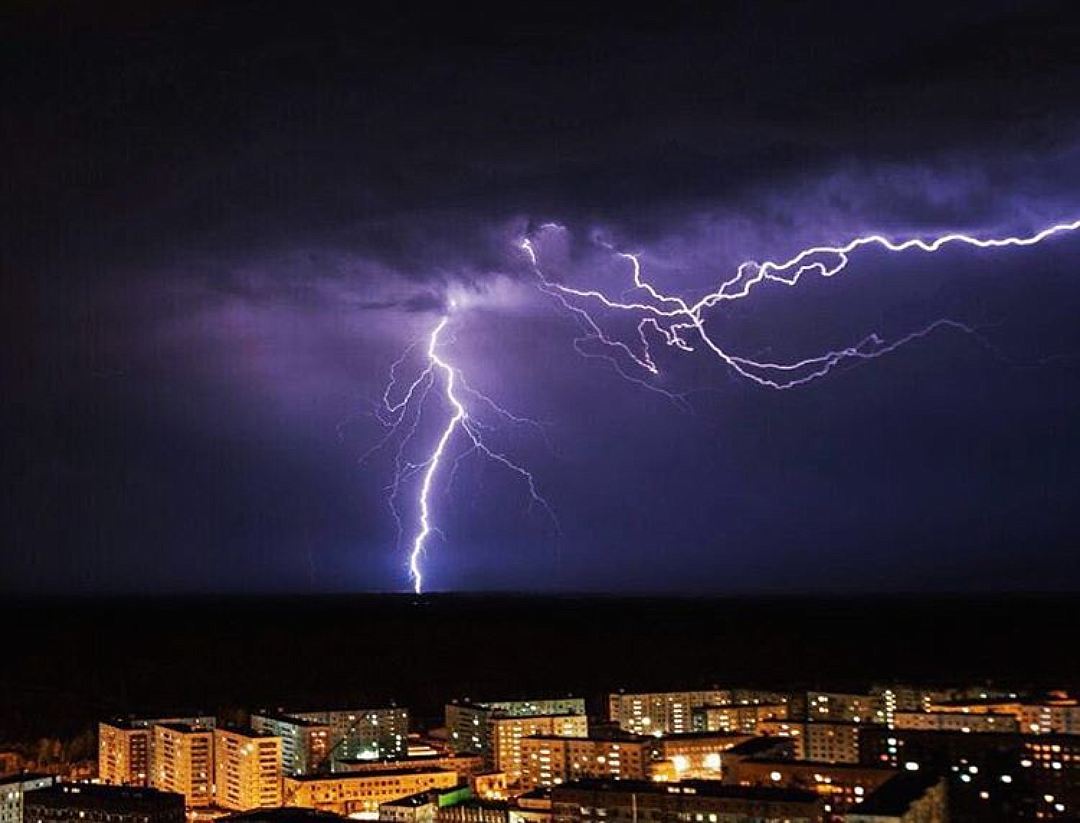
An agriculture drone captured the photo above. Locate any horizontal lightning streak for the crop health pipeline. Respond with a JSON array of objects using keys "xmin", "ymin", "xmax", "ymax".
[{"xmin": 523, "ymin": 218, "xmax": 1080, "ymax": 389}]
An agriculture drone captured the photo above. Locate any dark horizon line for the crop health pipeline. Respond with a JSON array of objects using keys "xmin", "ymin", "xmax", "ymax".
[{"xmin": 2, "ymin": 588, "xmax": 1078, "ymax": 605}]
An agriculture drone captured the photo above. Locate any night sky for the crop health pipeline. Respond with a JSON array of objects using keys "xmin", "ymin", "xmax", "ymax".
[{"xmin": 4, "ymin": 1, "xmax": 1080, "ymax": 594}]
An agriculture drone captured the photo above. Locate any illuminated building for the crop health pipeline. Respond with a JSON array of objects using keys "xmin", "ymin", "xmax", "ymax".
[
  {"xmin": 892, "ymin": 711, "xmax": 1018, "ymax": 733},
  {"xmin": 0, "ymin": 773, "xmax": 54, "ymax": 823},
  {"xmin": 607, "ymin": 691, "xmax": 730, "ymax": 736},
  {"xmin": 845, "ymin": 773, "xmax": 948, "ymax": 823},
  {"xmin": 98, "ymin": 717, "xmax": 216, "ymax": 788},
  {"xmin": 213, "ymin": 728, "xmax": 283, "ymax": 811},
  {"xmin": 756, "ymin": 721, "xmax": 862, "ymax": 763},
  {"xmin": 857, "ymin": 727, "xmax": 1068, "ymax": 821},
  {"xmin": 491, "ymin": 716, "xmax": 589, "ymax": 785},
  {"xmin": 1021, "ymin": 734, "xmax": 1080, "ymax": 820},
  {"xmin": 520, "ymin": 734, "xmax": 653, "ymax": 788},
  {"xmin": 804, "ymin": 692, "xmax": 886, "ymax": 725},
  {"xmin": 650, "ymin": 732, "xmax": 754, "ymax": 780},
  {"xmin": 250, "ymin": 714, "xmax": 331, "ymax": 776},
  {"xmin": 723, "ymin": 758, "xmax": 895, "ymax": 815},
  {"xmin": 692, "ymin": 703, "xmax": 788, "ymax": 734},
  {"xmin": 928, "ymin": 697, "xmax": 1080, "ymax": 735},
  {"xmin": 283, "ymin": 767, "xmax": 459, "ymax": 816},
  {"xmin": 151, "ymin": 723, "xmax": 214, "ymax": 808},
  {"xmin": 870, "ymin": 686, "xmax": 955, "ymax": 728},
  {"xmin": 22, "ymin": 784, "xmax": 185, "ymax": 823},
  {"xmin": 470, "ymin": 773, "xmax": 508, "ymax": 801},
  {"xmin": 551, "ymin": 779, "xmax": 824, "ymax": 823},
  {"xmin": 447, "ymin": 700, "xmax": 586, "ymax": 759},
  {"xmin": 289, "ymin": 708, "xmax": 409, "ymax": 763}
]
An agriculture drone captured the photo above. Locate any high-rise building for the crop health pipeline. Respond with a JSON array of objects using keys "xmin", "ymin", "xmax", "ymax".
[
  {"xmin": 447, "ymin": 701, "xmax": 586, "ymax": 760},
  {"xmin": 251, "ymin": 714, "xmax": 332, "ymax": 776},
  {"xmin": 0, "ymin": 774, "xmax": 54, "ymax": 823},
  {"xmin": 289, "ymin": 709, "xmax": 409, "ymax": 764},
  {"xmin": 22, "ymin": 784, "xmax": 185, "ymax": 823},
  {"xmin": 214, "ymin": 728, "xmax": 283, "ymax": 812},
  {"xmin": 98, "ymin": 717, "xmax": 216, "ymax": 787},
  {"xmin": 284, "ymin": 768, "xmax": 459, "ymax": 816},
  {"xmin": 490, "ymin": 716, "xmax": 588, "ymax": 785},
  {"xmin": 151, "ymin": 723, "xmax": 214, "ymax": 808},
  {"xmin": 607, "ymin": 691, "xmax": 730, "ymax": 736}
]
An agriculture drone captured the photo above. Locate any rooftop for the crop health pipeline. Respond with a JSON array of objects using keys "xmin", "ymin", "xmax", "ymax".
[
  {"xmin": 157, "ymin": 722, "xmax": 214, "ymax": 734},
  {"xmin": 552, "ymin": 779, "xmax": 819, "ymax": 805},
  {"xmin": 724, "ymin": 736, "xmax": 794, "ymax": 757},
  {"xmin": 24, "ymin": 784, "xmax": 185, "ymax": 810},
  {"xmin": 0, "ymin": 773, "xmax": 54, "ymax": 788},
  {"xmin": 251, "ymin": 712, "xmax": 331, "ymax": 728}
]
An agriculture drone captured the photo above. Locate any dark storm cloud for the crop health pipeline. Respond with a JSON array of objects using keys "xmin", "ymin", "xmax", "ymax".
[{"xmin": 4, "ymin": 0, "xmax": 1080, "ymax": 593}]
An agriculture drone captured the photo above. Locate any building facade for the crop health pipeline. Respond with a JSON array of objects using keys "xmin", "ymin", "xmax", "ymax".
[
  {"xmin": 98, "ymin": 716, "xmax": 215, "ymax": 788},
  {"xmin": 490, "ymin": 717, "xmax": 589, "ymax": 785},
  {"xmin": 214, "ymin": 728, "xmax": 283, "ymax": 811},
  {"xmin": 447, "ymin": 701, "xmax": 587, "ymax": 760},
  {"xmin": 0, "ymin": 774, "xmax": 54, "ymax": 823},
  {"xmin": 284, "ymin": 767, "xmax": 459, "ymax": 816},
  {"xmin": 290, "ymin": 709, "xmax": 409, "ymax": 763},
  {"xmin": 607, "ymin": 691, "xmax": 731, "ymax": 736},
  {"xmin": 151, "ymin": 723, "xmax": 214, "ymax": 808},
  {"xmin": 251, "ymin": 714, "xmax": 332, "ymax": 776},
  {"xmin": 692, "ymin": 704, "xmax": 788, "ymax": 735},
  {"xmin": 521, "ymin": 736, "xmax": 654, "ymax": 788}
]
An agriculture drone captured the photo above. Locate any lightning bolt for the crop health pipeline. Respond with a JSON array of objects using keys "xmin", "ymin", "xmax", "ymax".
[
  {"xmin": 523, "ymin": 218, "xmax": 1080, "ymax": 388},
  {"xmin": 370, "ymin": 313, "xmax": 556, "ymax": 594},
  {"xmin": 368, "ymin": 215, "xmax": 1078, "ymax": 593}
]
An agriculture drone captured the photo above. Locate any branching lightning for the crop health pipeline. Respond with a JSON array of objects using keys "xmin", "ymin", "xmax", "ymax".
[
  {"xmin": 370, "ymin": 215, "xmax": 1079, "ymax": 592},
  {"xmin": 522, "ymin": 218, "xmax": 1080, "ymax": 389},
  {"xmin": 370, "ymin": 313, "xmax": 556, "ymax": 594}
]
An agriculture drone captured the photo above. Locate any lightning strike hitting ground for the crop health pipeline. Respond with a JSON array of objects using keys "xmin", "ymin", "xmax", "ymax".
[
  {"xmin": 371, "ymin": 314, "xmax": 556, "ymax": 594},
  {"xmin": 522, "ymin": 218, "xmax": 1080, "ymax": 388}
]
